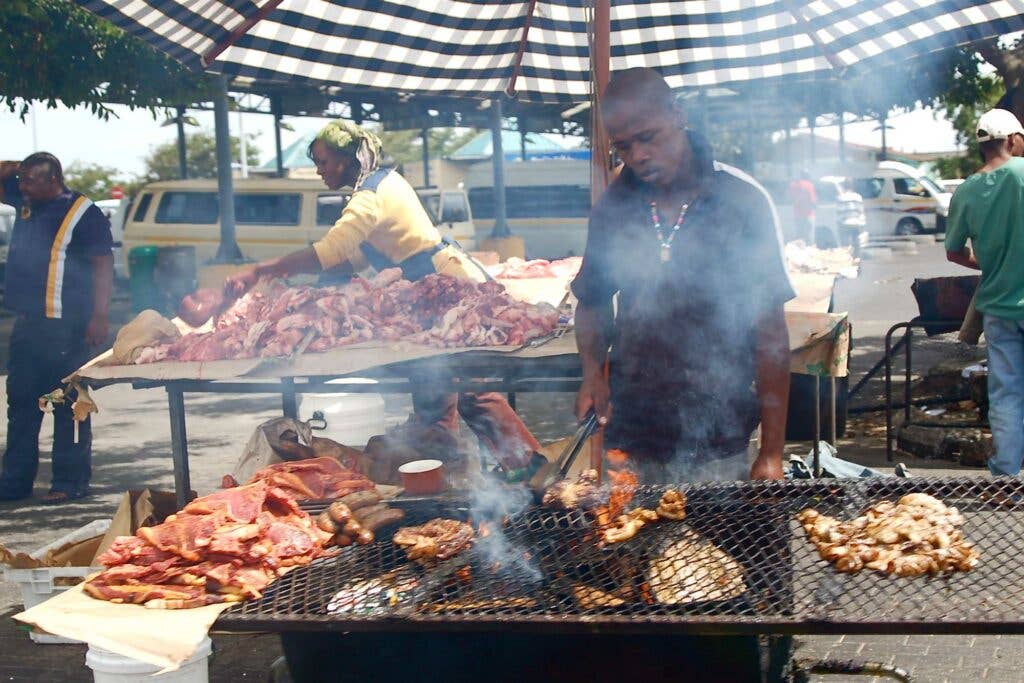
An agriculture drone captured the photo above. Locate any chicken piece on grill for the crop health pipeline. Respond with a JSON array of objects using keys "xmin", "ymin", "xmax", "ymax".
[
  {"xmin": 656, "ymin": 489, "xmax": 687, "ymax": 521},
  {"xmin": 542, "ymin": 469, "xmax": 603, "ymax": 510},
  {"xmin": 647, "ymin": 529, "xmax": 746, "ymax": 605},
  {"xmin": 393, "ymin": 519, "xmax": 475, "ymax": 564},
  {"xmin": 602, "ymin": 515, "xmax": 647, "ymax": 545},
  {"xmin": 799, "ymin": 492, "xmax": 978, "ymax": 577}
]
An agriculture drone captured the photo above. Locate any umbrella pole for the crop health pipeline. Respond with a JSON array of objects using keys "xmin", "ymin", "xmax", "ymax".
[{"xmin": 590, "ymin": 0, "xmax": 611, "ymax": 204}]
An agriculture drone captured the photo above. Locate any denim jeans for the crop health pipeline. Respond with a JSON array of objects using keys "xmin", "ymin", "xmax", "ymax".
[{"xmin": 983, "ymin": 315, "xmax": 1024, "ymax": 476}]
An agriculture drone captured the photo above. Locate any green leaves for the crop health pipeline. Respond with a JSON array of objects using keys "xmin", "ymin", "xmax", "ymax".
[
  {"xmin": 0, "ymin": 0, "xmax": 212, "ymax": 119},
  {"xmin": 65, "ymin": 161, "xmax": 124, "ymax": 200},
  {"xmin": 142, "ymin": 130, "xmax": 260, "ymax": 183}
]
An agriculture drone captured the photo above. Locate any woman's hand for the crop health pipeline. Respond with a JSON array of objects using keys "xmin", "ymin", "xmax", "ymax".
[{"xmin": 224, "ymin": 265, "xmax": 260, "ymax": 299}]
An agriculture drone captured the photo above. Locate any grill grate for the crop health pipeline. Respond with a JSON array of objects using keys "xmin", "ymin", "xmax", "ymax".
[{"xmin": 217, "ymin": 477, "xmax": 1024, "ymax": 634}]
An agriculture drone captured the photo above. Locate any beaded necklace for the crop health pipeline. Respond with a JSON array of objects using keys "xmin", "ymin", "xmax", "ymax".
[{"xmin": 649, "ymin": 200, "xmax": 689, "ymax": 263}]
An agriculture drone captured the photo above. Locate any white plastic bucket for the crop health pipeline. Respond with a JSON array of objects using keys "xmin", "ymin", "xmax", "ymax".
[
  {"xmin": 86, "ymin": 637, "xmax": 212, "ymax": 683},
  {"xmin": 299, "ymin": 378, "xmax": 385, "ymax": 449}
]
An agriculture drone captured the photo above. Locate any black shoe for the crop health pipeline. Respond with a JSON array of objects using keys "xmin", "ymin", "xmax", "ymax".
[
  {"xmin": 41, "ymin": 487, "xmax": 91, "ymax": 505},
  {"xmin": 0, "ymin": 490, "xmax": 32, "ymax": 502}
]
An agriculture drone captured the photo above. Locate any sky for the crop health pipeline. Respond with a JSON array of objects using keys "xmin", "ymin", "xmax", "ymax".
[{"xmin": 0, "ymin": 99, "xmax": 962, "ymax": 182}]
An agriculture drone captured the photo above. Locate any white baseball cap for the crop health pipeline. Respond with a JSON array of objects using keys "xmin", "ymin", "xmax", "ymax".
[{"xmin": 976, "ymin": 109, "xmax": 1024, "ymax": 142}]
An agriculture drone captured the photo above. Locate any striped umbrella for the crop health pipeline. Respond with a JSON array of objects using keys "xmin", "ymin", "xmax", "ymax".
[{"xmin": 75, "ymin": 0, "xmax": 1024, "ymax": 103}]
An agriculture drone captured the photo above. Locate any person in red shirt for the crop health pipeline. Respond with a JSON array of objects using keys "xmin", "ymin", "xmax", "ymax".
[{"xmin": 788, "ymin": 169, "xmax": 817, "ymax": 243}]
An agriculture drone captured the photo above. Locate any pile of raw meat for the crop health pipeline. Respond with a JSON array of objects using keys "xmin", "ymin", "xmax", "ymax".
[
  {"xmin": 487, "ymin": 256, "xmax": 583, "ymax": 280},
  {"xmin": 225, "ymin": 456, "xmax": 375, "ymax": 502},
  {"xmin": 136, "ymin": 269, "xmax": 559, "ymax": 363},
  {"xmin": 84, "ymin": 481, "xmax": 333, "ymax": 609}
]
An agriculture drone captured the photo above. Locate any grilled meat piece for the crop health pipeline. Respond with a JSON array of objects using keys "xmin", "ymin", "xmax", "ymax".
[
  {"xmin": 601, "ymin": 512, "xmax": 650, "ymax": 545},
  {"xmin": 799, "ymin": 492, "xmax": 979, "ymax": 576},
  {"xmin": 542, "ymin": 469, "xmax": 602, "ymax": 510},
  {"xmin": 393, "ymin": 518, "xmax": 475, "ymax": 564},
  {"xmin": 647, "ymin": 529, "xmax": 746, "ymax": 605},
  {"xmin": 656, "ymin": 489, "xmax": 687, "ymax": 521}
]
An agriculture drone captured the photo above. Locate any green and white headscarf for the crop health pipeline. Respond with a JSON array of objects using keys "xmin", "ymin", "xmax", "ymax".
[{"xmin": 314, "ymin": 121, "xmax": 383, "ymax": 189}]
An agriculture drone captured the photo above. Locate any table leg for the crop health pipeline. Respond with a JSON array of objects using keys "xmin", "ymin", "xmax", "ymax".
[
  {"xmin": 167, "ymin": 385, "xmax": 191, "ymax": 509},
  {"xmin": 812, "ymin": 379, "xmax": 821, "ymax": 476},
  {"xmin": 282, "ymin": 378, "xmax": 298, "ymax": 419}
]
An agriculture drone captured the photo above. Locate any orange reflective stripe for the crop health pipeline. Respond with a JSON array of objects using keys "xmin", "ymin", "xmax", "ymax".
[{"xmin": 45, "ymin": 195, "xmax": 89, "ymax": 318}]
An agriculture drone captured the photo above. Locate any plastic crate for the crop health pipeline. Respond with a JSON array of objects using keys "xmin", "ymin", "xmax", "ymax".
[{"xmin": 4, "ymin": 566, "xmax": 93, "ymax": 644}]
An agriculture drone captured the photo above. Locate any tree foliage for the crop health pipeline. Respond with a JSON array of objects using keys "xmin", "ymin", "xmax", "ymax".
[
  {"xmin": 379, "ymin": 128, "xmax": 479, "ymax": 166},
  {"xmin": 0, "ymin": 0, "xmax": 211, "ymax": 119},
  {"xmin": 141, "ymin": 131, "xmax": 261, "ymax": 183},
  {"xmin": 64, "ymin": 161, "xmax": 124, "ymax": 200}
]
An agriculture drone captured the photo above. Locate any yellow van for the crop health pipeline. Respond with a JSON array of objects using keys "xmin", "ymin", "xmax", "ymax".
[{"xmin": 122, "ymin": 178, "xmax": 476, "ymax": 275}]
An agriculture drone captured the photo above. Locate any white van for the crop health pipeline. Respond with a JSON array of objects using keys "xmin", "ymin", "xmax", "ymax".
[
  {"xmin": 849, "ymin": 161, "xmax": 951, "ymax": 237},
  {"xmin": 122, "ymin": 178, "xmax": 475, "ymax": 275},
  {"xmin": 463, "ymin": 159, "xmax": 590, "ymax": 259},
  {"xmin": 95, "ymin": 198, "xmax": 127, "ymax": 280},
  {"xmin": 0, "ymin": 203, "xmax": 13, "ymax": 272}
]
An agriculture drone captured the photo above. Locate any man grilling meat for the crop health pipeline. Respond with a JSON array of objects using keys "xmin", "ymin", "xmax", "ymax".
[
  {"xmin": 573, "ymin": 68, "xmax": 793, "ymax": 483},
  {"xmin": 280, "ymin": 72, "xmax": 790, "ymax": 683},
  {"xmin": 223, "ymin": 121, "xmax": 542, "ymax": 474}
]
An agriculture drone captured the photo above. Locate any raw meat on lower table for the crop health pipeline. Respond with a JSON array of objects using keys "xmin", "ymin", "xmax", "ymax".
[{"xmin": 84, "ymin": 481, "xmax": 333, "ymax": 609}]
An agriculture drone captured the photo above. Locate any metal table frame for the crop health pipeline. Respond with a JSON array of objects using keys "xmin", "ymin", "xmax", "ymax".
[
  {"xmin": 121, "ymin": 353, "xmax": 585, "ymax": 508},
  {"xmin": 884, "ymin": 320, "xmax": 983, "ymax": 462}
]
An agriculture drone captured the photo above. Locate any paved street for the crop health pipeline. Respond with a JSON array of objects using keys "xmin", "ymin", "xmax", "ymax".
[{"xmin": 0, "ymin": 238, "xmax": 1019, "ymax": 681}]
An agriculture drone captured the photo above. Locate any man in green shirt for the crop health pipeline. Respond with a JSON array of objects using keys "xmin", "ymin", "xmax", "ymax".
[{"xmin": 946, "ymin": 108, "xmax": 1024, "ymax": 475}]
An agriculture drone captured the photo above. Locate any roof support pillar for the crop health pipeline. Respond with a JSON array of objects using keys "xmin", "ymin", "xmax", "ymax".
[
  {"xmin": 272, "ymin": 95, "xmax": 285, "ymax": 178},
  {"xmin": 214, "ymin": 74, "xmax": 242, "ymax": 262},
  {"xmin": 175, "ymin": 105, "xmax": 188, "ymax": 180},
  {"xmin": 490, "ymin": 98, "xmax": 510, "ymax": 237}
]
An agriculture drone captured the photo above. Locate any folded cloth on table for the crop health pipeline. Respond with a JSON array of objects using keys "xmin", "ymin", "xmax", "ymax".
[{"xmin": 110, "ymin": 310, "xmax": 181, "ymax": 365}]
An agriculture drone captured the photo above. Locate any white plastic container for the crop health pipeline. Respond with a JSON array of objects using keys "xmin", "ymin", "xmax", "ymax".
[
  {"xmin": 86, "ymin": 636, "xmax": 212, "ymax": 683},
  {"xmin": 4, "ymin": 566, "xmax": 93, "ymax": 644},
  {"xmin": 299, "ymin": 378, "xmax": 386, "ymax": 449}
]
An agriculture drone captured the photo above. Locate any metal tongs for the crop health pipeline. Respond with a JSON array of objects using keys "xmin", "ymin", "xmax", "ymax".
[{"xmin": 529, "ymin": 410, "xmax": 600, "ymax": 502}]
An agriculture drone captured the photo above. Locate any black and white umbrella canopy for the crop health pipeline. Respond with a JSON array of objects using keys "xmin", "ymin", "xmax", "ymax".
[{"xmin": 78, "ymin": 0, "xmax": 1024, "ymax": 102}]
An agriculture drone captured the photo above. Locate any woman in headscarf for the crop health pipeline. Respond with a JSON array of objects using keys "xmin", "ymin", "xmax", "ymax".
[
  {"xmin": 225, "ymin": 120, "xmax": 542, "ymax": 474},
  {"xmin": 226, "ymin": 120, "xmax": 480, "ymax": 289}
]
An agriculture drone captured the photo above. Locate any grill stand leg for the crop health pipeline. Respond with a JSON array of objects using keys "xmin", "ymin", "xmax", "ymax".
[
  {"xmin": 167, "ymin": 384, "xmax": 191, "ymax": 509},
  {"xmin": 813, "ymin": 378, "xmax": 821, "ymax": 476}
]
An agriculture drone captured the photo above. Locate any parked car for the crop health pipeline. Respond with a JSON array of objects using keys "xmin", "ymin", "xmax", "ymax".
[
  {"xmin": 849, "ymin": 161, "xmax": 951, "ymax": 237},
  {"xmin": 95, "ymin": 198, "xmax": 128, "ymax": 280},
  {"xmin": 813, "ymin": 176, "xmax": 867, "ymax": 249},
  {"xmin": 0, "ymin": 203, "xmax": 13, "ymax": 274},
  {"xmin": 940, "ymin": 178, "xmax": 965, "ymax": 194},
  {"xmin": 122, "ymin": 178, "xmax": 476, "ymax": 276},
  {"xmin": 463, "ymin": 158, "xmax": 590, "ymax": 259}
]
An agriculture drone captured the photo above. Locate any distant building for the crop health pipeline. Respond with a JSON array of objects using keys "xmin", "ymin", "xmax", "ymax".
[{"xmin": 257, "ymin": 128, "xmax": 583, "ymax": 190}]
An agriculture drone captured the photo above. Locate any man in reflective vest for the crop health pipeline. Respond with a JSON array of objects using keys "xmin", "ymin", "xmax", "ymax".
[{"xmin": 0, "ymin": 153, "xmax": 113, "ymax": 504}]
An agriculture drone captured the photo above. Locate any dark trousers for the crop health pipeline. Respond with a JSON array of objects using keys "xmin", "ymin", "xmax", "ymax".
[
  {"xmin": 0, "ymin": 316, "xmax": 93, "ymax": 497},
  {"xmin": 412, "ymin": 390, "xmax": 541, "ymax": 471}
]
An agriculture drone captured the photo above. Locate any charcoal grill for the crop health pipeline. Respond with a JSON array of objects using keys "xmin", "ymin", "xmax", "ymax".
[{"xmin": 217, "ymin": 477, "xmax": 1024, "ymax": 635}]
